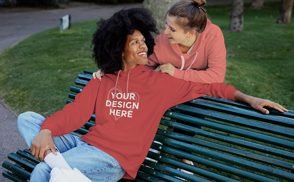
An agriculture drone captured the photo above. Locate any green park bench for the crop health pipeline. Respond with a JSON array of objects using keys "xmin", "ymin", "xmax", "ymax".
[{"xmin": 2, "ymin": 69, "xmax": 294, "ymax": 182}]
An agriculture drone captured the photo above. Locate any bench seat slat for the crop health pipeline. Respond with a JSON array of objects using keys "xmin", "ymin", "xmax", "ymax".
[
  {"xmin": 156, "ymin": 129, "xmax": 294, "ymax": 169},
  {"xmin": 16, "ymin": 150, "xmax": 39, "ymax": 164},
  {"xmin": 136, "ymin": 171, "xmax": 166, "ymax": 182},
  {"xmin": 2, "ymin": 171, "xmax": 27, "ymax": 182},
  {"xmin": 2, "ymin": 161, "xmax": 30, "ymax": 180},
  {"xmin": 189, "ymin": 99, "xmax": 294, "ymax": 128},
  {"xmin": 143, "ymin": 159, "xmax": 211, "ymax": 182},
  {"xmin": 160, "ymin": 119, "xmax": 294, "ymax": 160},
  {"xmin": 8, "ymin": 153, "xmax": 36, "ymax": 170},
  {"xmin": 154, "ymin": 135, "xmax": 294, "ymax": 181},
  {"xmin": 164, "ymin": 111, "xmax": 294, "ymax": 150},
  {"xmin": 139, "ymin": 165, "xmax": 182, "ymax": 182},
  {"xmin": 147, "ymin": 150, "xmax": 240, "ymax": 182},
  {"xmin": 173, "ymin": 104, "xmax": 294, "ymax": 138},
  {"xmin": 151, "ymin": 143, "xmax": 281, "ymax": 182},
  {"xmin": 143, "ymin": 160, "xmax": 209, "ymax": 182}
]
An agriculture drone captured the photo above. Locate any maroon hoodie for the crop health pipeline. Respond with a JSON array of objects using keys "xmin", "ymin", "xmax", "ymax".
[{"xmin": 41, "ymin": 65, "xmax": 238, "ymax": 179}]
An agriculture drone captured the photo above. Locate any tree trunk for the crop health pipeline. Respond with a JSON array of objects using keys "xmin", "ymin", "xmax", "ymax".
[
  {"xmin": 251, "ymin": 0, "xmax": 264, "ymax": 9},
  {"xmin": 277, "ymin": 0, "xmax": 294, "ymax": 24},
  {"xmin": 229, "ymin": 0, "xmax": 244, "ymax": 32},
  {"xmin": 143, "ymin": 0, "xmax": 180, "ymax": 33}
]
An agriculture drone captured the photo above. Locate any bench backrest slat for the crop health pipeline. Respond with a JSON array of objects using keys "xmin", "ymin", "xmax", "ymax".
[{"xmin": 174, "ymin": 104, "xmax": 294, "ymax": 137}]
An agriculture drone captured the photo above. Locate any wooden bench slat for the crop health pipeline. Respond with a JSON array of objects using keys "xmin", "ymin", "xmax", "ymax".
[
  {"xmin": 156, "ymin": 129, "xmax": 294, "ymax": 169},
  {"xmin": 173, "ymin": 104, "xmax": 294, "ymax": 138},
  {"xmin": 164, "ymin": 111, "xmax": 294, "ymax": 149},
  {"xmin": 78, "ymin": 73, "xmax": 93, "ymax": 80},
  {"xmin": 154, "ymin": 135, "xmax": 294, "ymax": 181},
  {"xmin": 201, "ymin": 95, "xmax": 294, "ymax": 118},
  {"xmin": 136, "ymin": 171, "xmax": 166, "ymax": 181},
  {"xmin": 2, "ymin": 171, "xmax": 27, "ymax": 182},
  {"xmin": 7, "ymin": 153, "xmax": 36, "ymax": 171},
  {"xmin": 16, "ymin": 150, "xmax": 39, "ymax": 164},
  {"xmin": 139, "ymin": 165, "xmax": 182, "ymax": 182},
  {"xmin": 151, "ymin": 143, "xmax": 281, "ymax": 182},
  {"xmin": 70, "ymin": 86, "xmax": 83, "ymax": 93},
  {"xmin": 160, "ymin": 119, "xmax": 294, "ymax": 161},
  {"xmin": 84, "ymin": 69, "xmax": 97, "ymax": 74},
  {"xmin": 74, "ymin": 78, "xmax": 88, "ymax": 86},
  {"xmin": 147, "ymin": 150, "xmax": 240, "ymax": 182},
  {"xmin": 143, "ymin": 160, "xmax": 211, "ymax": 182},
  {"xmin": 2, "ymin": 161, "xmax": 30, "ymax": 180},
  {"xmin": 189, "ymin": 99, "xmax": 294, "ymax": 128}
]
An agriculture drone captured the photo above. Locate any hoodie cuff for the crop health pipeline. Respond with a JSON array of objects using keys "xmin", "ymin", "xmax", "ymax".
[
  {"xmin": 227, "ymin": 87, "xmax": 240, "ymax": 101},
  {"xmin": 173, "ymin": 69, "xmax": 185, "ymax": 80},
  {"xmin": 40, "ymin": 119, "xmax": 56, "ymax": 135}
]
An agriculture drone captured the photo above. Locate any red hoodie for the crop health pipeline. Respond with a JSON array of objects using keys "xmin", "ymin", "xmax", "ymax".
[
  {"xmin": 41, "ymin": 65, "xmax": 237, "ymax": 179},
  {"xmin": 147, "ymin": 19, "xmax": 226, "ymax": 83}
]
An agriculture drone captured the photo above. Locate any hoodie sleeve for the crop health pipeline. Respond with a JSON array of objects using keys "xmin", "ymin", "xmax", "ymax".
[
  {"xmin": 41, "ymin": 78, "xmax": 100, "ymax": 136},
  {"xmin": 173, "ymin": 31, "xmax": 226, "ymax": 83},
  {"xmin": 160, "ymin": 73, "xmax": 238, "ymax": 108}
]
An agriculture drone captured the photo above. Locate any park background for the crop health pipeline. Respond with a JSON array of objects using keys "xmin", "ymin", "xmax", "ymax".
[{"xmin": 0, "ymin": 0, "xmax": 293, "ymax": 181}]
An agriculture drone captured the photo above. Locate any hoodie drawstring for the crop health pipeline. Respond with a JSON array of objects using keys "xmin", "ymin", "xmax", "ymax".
[
  {"xmin": 180, "ymin": 52, "xmax": 198, "ymax": 70},
  {"xmin": 180, "ymin": 56, "xmax": 185, "ymax": 70},
  {"xmin": 115, "ymin": 70, "xmax": 130, "ymax": 95},
  {"xmin": 115, "ymin": 70, "xmax": 121, "ymax": 95},
  {"xmin": 126, "ymin": 70, "xmax": 130, "ymax": 94}
]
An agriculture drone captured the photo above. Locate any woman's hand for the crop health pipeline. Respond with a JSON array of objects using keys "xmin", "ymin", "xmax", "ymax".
[
  {"xmin": 92, "ymin": 69, "xmax": 103, "ymax": 81},
  {"xmin": 160, "ymin": 63, "xmax": 175, "ymax": 76},
  {"xmin": 31, "ymin": 129, "xmax": 57, "ymax": 161},
  {"xmin": 234, "ymin": 91, "xmax": 288, "ymax": 114}
]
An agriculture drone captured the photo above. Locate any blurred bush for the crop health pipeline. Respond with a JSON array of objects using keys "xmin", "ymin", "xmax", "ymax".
[{"xmin": 72, "ymin": 0, "xmax": 143, "ymax": 5}]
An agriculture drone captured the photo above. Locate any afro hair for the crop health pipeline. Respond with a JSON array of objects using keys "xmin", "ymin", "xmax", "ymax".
[{"xmin": 92, "ymin": 8, "xmax": 159, "ymax": 74}]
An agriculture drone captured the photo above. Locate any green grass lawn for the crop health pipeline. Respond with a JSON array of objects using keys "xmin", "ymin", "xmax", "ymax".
[{"xmin": 0, "ymin": 1, "xmax": 293, "ymax": 117}]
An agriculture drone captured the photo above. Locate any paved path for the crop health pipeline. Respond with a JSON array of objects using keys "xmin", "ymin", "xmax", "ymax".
[{"xmin": 0, "ymin": 0, "xmax": 278, "ymax": 181}]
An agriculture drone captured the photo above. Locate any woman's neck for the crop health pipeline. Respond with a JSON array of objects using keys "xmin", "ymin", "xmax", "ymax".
[{"xmin": 178, "ymin": 34, "xmax": 197, "ymax": 54}]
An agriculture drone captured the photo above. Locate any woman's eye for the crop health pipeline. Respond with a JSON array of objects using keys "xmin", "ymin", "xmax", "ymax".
[{"xmin": 171, "ymin": 29, "xmax": 175, "ymax": 32}]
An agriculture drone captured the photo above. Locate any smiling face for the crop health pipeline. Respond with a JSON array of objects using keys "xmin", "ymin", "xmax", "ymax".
[
  {"xmin": 164, "ymin": 15, "xmax": 196, "ymax": 47},
  {"xmin": 122, "ymin": 29, "xmax": 148, "ymax": 72}
]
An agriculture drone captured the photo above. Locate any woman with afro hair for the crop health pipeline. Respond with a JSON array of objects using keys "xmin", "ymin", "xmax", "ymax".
[{"xmin": 17, "ymin": 8, "xmax": 287, "ymax": 182}]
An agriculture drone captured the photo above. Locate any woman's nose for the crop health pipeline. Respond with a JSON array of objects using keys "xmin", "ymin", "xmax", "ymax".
[{"xmin": 163, "ymin": 24, "xmax": 169, "ymax": 35}]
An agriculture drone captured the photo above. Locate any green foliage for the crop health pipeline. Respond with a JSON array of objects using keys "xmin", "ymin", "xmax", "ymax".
[
  {"xmin": 0, "ymin": 1, "xmax": 293, "ymax": 117},
  {"xmin": 72, "ymin": 0, "xmax": 142, "ymax": 5}
]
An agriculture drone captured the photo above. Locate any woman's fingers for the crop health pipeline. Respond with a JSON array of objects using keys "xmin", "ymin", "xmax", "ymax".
[
  {"xmin": 92, "ymin": 73, "xmax": 96, "ymax": 79},
  {"xmin": 92, "ymin": 70, "xmax": 102, "ymax": 81}
]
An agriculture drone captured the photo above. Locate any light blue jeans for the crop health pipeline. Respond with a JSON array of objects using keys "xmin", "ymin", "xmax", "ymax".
[{"xmin": 17, "ymin": 111, "xmax": 125, "ymax": 182}]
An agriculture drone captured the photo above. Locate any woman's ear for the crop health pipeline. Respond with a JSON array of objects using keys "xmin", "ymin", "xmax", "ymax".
[{"xmin": 187, "ymin": 29, "xmax": 197, "ymax": 38}]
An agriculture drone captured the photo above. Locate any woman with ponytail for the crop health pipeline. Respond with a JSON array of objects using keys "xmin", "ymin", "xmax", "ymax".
[{"xmin": 147, "ymin": 0, "xmax": 226, "ymax": 84}]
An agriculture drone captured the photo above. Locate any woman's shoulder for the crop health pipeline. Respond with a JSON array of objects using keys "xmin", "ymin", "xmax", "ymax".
[{"xmin": 205, "ymin": 19, "xmax": 223, "ymax": 38}]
